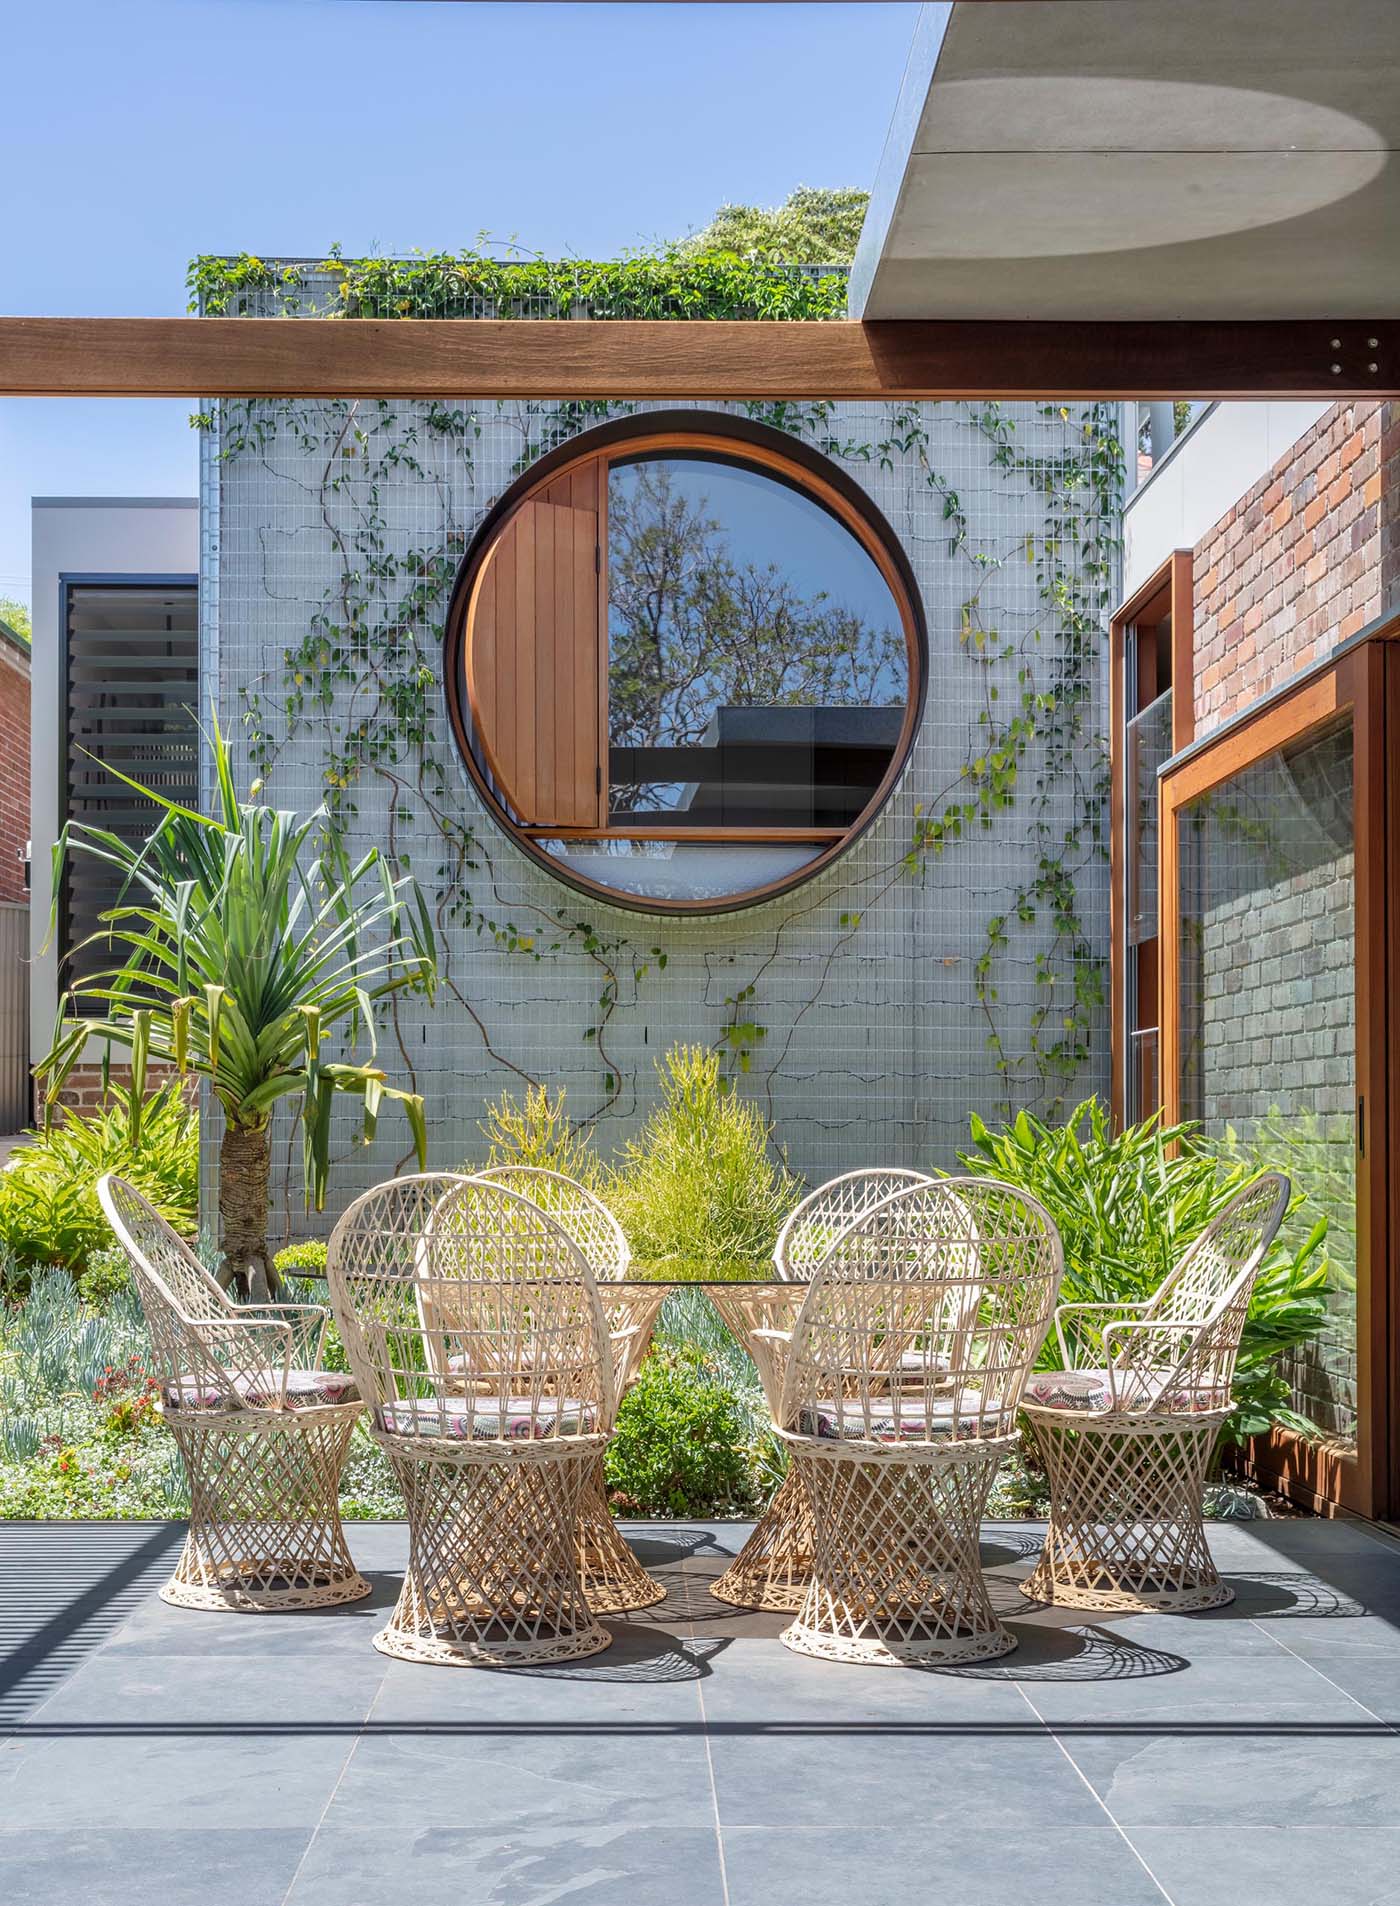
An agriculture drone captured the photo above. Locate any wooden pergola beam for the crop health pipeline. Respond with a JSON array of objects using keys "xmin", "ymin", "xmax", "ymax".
[{"xmin": 2, "ymin": 316, "xmax": 1396, "ymax": 399}]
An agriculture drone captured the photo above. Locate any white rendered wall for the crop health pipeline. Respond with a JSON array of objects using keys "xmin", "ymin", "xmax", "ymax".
[
  {"xmin": 29, "ymin": 499, "xmax": 197, "ymax": 1062},
  {"xmin": 1123, "ymin": 402, "xmax": 1330, "ymax": 597}
]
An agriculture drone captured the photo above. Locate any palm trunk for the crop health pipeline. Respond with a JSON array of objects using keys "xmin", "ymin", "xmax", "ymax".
[{"xmin": 219, "ymin": 1119, "xmax": 275, "ymax": 1300}]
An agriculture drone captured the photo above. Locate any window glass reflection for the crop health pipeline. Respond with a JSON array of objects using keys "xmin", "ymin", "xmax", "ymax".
[
  {"xmin": 607, "ymin": 456, "xmax": 908, "ymax": 827},
  {"xmin": 1178, "ymin": 719, "xmax": 1356, "ymax": 1448}
]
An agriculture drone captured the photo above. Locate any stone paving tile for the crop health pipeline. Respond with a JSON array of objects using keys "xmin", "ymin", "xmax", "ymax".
[
  {"xmin": 31, "ymin": 1644, "xmax": 387, "ymax": 1724},
  {"xmin": 1124, "ymin": 1825, "xmax": 1400, "ymax": 1906},
  {"xmin": 721, "ymin": 1826, "xmax": 1169, "ymax": 1906},
  {"xmin": 0, "ymin": 1828, "xmax": 312, "ymax": 1906},
  {"xmin": 96, "ymin": 1574, "xmax": 402, "ymax": 1657},
  {"xmin": 1071, "ymin": 1733, "xmax": 1400, "ymax": 1833},
  {"xmin": 284, "ymin": 1826, "xmax": 727, "ymax": 1906},
  {"xmin": 700, "ymin": 1638, "xmax": 1105, "ymax": 1832},
  {"xmin": 8, "ymin": 1517, "xmax": 1400, "ymax": 1898},
  {"xmin": 0, "ymin": 1720, "xmax": 353, "ymax": 1830}
]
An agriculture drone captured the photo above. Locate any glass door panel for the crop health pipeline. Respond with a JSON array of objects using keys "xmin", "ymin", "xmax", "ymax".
[{"xmin": 1176, "ymin": 715, "xmax": 1358, "ymax": 1451}]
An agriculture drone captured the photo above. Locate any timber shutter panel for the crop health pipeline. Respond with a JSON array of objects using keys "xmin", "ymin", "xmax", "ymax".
[{"xmin": 465, "ymin": 499, "xmax": 603, "ymax": 829}]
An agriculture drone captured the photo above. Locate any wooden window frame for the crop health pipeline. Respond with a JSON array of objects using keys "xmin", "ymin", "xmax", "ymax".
[
  {"xmin": 443, "ymin": 411, "xmax": 927, "ymax": 916},
  {"xmin": 1158, "ymin": 639, "xmax": 1389, "ymax": 1516},
  {"xmin": 1109, "ymin": 551, "xmax": 1193, "ymax": 1127}
]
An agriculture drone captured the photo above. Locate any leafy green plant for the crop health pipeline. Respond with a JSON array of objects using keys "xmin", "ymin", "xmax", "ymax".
[
  {"xmin": 678, "ymin": 186, "xmax": 869, "ymax": 263},
  {"xmin": 474, "ymin": 1082, "xmax": 604, "ymax": 1190},
  {"xmin": 604, "ymin": 1346, "xmax": 757, "ymax": 1517},
  {"xmin": 76, "ymin": 1243, "xmax": 136, "ymax": 1311},
  {"xmin": 0, "ymin": 1087, "xmax": 197, "ymax": 1280},
  {"xmin": 959, "ymin": 1099, "xmax": 1330, "ymax": 1448},
  {"xmin": 609, "ymin": 1045, "xmax": 800, "ymax": 1277},
  {"xmin": 188, "ymin": 244, "xmax": 850, "ymax": 321},
  {"xmin": 38, "ymin": 711, "xmax": 437, "ymax": 1297},
  {"xmin": 272, "ymin": 1239, "xmax": 328, "ymax": 1278}
]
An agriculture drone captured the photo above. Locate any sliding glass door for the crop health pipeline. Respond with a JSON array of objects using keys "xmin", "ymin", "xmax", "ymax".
[{"xmin": 1161, "ymin": 644, "xmax": 1386, "ymax": 1515}]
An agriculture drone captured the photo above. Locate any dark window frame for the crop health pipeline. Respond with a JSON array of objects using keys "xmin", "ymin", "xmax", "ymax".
[{"xmin": 58, "ymin": 573, "xmax": 198, "ymax": 1005}]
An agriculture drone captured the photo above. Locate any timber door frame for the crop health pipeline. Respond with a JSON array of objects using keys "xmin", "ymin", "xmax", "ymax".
[{"xmin": 1159, "ymin": 638, "xmax": 1390, "ymax": 1516}]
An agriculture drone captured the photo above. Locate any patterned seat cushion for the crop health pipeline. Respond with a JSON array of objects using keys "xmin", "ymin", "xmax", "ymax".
[
  {"xmin": 1022, "ymin": 1368, "xmax": 1224, "ymax": 1414},
  {"xmin": 796, "ymin": 1390, "xmax": 997, "ymax": 1442},
  {"xmin": 163, "ymin": 1369, "xmax": 359, "ymax": 1413},
  {"xmin": 377, "ymin": 1397, "xmax": 599, "ymax": 1440}
]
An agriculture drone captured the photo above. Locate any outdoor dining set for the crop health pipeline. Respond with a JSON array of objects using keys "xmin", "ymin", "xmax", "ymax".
[{"xmin": 96, "ymin": 1163, "xmax": 1290, "ymax": 1671}]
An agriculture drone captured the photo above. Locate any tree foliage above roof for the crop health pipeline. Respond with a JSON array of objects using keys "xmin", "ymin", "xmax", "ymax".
[
  {"xmin": 0, "ymin": 598, "xmax": 31, "ymax": 645},
  {"xmin": 676, "ymin": 186, "xmax": 870, "ymax": 265}
]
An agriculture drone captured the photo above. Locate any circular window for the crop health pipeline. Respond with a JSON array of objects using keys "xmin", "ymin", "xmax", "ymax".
[{"xmin": 444, "ymin": 413, "xmax": 925, "ymax": 915}]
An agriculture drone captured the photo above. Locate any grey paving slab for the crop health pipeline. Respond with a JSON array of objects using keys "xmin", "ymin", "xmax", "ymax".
[
  {"xmin": 1069, "ymin": 1733, "xmax": 1400, "ymax": 1831},
  {"xmin": 721, "ymin": 1826, "xmax": 1170, "ymax": 1906},
  {"xmin": 8, "ymin": 1516, "xmax": 1400, "ymax": 1898},
  {"xmin": 32, "ymin": 1645, "xmax": 387, "ymax": 1724},
  {"xmin": 325, "ymin": 1728, "xmax": 716, "ymax": 1836},
  {"xmin": 0, "ymin": 1828, "xmax": 312, "ymax": 1906},
  {"xmin": 372, "ymin": 1623, "xmax": 713, "ymax": 1719},
  {"xmin": 96, "ymin": 1574, "xmax": 402, "ymax": 1656},
  {"xmin": 284, "ymin": 1825, "xmax": 727, "ymax": 1906},
  {"xmin": 1022, "ymin": 1646, "xmax": 1380, "ymax": 1724},
  {"xmin": 0, "ymin": 1722, "xmax": 352, "ymax": 1829},
  {"xmin": 0, "ymin": 1521, "xmax": 185, "ymax": 1722},
  {"xmin": 701, "ymin": 1638, "xmax": 1105, "ymax": 1831},
  {"xmin": 1126, "ymin": 1825, "xmax": 1400, "ymax": 1906},
  {"xmin": 1255, "ymin": 1612, "xmax": 1400, "ymax": 1654},
  {"xmin": 1268, "ymin": 1647, "xmax": 1400, "ymax": 1718}
]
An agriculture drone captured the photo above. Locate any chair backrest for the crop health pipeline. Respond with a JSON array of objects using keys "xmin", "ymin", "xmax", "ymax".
[
  {"xmin": 780, "ymin": 1176, "xmax": 1063, "ymax": 1444},
  {"xmin": 326, "ymin": 1172, "xmax": 615, "ymax": 1441},
  {"xmin": 1115, "ymin": 1171, "xmax": 1291, "ymax": 1406},
  {"xmin": 775, "ymin": 1167, "xmax": 935, "ymax": 1280},
  {"xmin": 97, "ymin": 1172, "xmax": 274, "ymax": 1404},
  {"xmin": 475, "ymin": 1166, "xmax": 630, "ymax": 1282}
]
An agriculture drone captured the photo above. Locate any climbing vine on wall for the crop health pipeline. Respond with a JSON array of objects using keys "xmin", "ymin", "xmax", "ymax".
[{"xmin": 193, "ymin": 252, "xmax": 1121, "ymax": 1134}]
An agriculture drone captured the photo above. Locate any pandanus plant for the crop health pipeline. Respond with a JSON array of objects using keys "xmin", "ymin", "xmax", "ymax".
[{"xmin": 39, "ymin": 714, "xmax": 437, "ymax": 1297}]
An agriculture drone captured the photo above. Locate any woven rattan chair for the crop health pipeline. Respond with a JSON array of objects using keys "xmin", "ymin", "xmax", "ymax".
[
  {"xmin": 767, "ymin": 1176, "xmax": 1063, "ymax": 1665},
  {"xmin": 327, "ymin": 1172, "xmax": 616, "ymax": 1666},
  {"xmin": 97, "ymin": 1174, "xmax": 368, "ymax": 1612},
  {"xmin": 1021, "ymin": 1171, "xmax": 1291, "ymax": 1614},
  {"xmin": 476, "ymin": 1165, "xmax": 667, "ymax": 1612},
  {"xmin": 711, "ymin": 1167, "xmax": 934, "ymax": 1612}
]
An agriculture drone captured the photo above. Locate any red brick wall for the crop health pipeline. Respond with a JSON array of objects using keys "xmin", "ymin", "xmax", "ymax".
[
  {"xmin": 43, "ymin": 1062, "xmax": 188, "ymax": 1120},
  {"xmin": 0, "ymin": 636, "xmax": 30, "ymax": 906},
  {"xmin": 1192, "ymin": 402, "xmax": 1397, "ymax": 737}
]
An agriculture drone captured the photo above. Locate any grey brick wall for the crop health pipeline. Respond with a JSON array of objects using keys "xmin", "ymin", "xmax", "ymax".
[{"xmin": 202, "ymin": 392, "xmax": 1116, "ymax": 1236}]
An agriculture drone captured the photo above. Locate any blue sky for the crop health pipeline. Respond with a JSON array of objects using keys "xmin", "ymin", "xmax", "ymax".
[{"xmin": 0, "ymin": 0, "xmax": 918, "ymax": 607}]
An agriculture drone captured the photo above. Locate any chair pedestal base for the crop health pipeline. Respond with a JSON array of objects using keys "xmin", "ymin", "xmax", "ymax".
[
  {"xmin": 577, "ymin": 1457, "xmax": 666, "ymax": 1613},
  {"xmin": 164, "ymin": 1409, "xmax": 369, "ymax": 1613},
  {"xmin": 779, "ymin": 1435, "xmax": 1017, "ymax": 1667},
  {"xmin": 711, "ymin": 1467, "xmax": 813, "ymax": 1611},
  {"xmin": 1021, "ymin": 1406, "xmax": 1233, "ymax": 1614},
  {"xmin": 377, "ymin": 1437, "xmax": 611, "ymax": 1668}
]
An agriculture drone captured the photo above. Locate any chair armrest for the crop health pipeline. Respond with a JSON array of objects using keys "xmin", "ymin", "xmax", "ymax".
[
  {"xmin": 1099, "ymin": 1317, "xmax": 1227, "ymax": 1409},
  {"xmin": 197, "ymin": 1315, "xmax": 295, "ymax": 1405},
  {"xmin": 1053, "ymin": 1299, "xmax": 1152, "ymax": 1369},
  {"xmin": 239, "ymin": 1302, "xmax": 329, "ymax": 1367}
]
